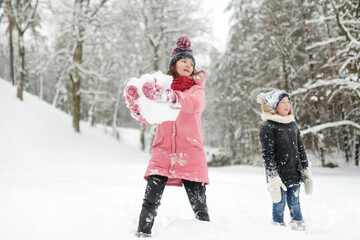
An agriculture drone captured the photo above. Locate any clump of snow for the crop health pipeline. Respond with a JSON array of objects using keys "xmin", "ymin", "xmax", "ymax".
[
  {"xmin": 310, "ymin": 96, "xmax": 318, "ymax": 102},
  {"xmin": 125, "ymin": 71, "xmax": 180, "ymax": 124}
]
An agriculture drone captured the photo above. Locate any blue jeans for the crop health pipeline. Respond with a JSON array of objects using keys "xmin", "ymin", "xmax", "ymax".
[{"xmin": 272, "ymin": 185, "xmax": 303, "ymax": 223}]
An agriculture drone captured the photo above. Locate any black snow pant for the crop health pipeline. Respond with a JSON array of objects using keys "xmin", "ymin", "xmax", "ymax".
[{"xmin": 137, "ymin": 175, "xmax": 210, "ymax": 234}]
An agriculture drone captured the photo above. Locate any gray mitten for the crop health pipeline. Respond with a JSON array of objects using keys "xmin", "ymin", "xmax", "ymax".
[
  {"xmin": 268, "ymin": 176, "xmax": 287, "ymax": 203},
  {"xmin": 303, "ymin": 169, "xmax": 313, "ymax": 195}
]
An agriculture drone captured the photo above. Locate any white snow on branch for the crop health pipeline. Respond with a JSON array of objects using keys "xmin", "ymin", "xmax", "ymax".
[
  {"xmin": 305, "ymin": 16, "xmax": 335, "ymax": 24},
  {"xmin": 341, "ymin": 20, "xmax": 360, "ymax": 25},
  {"xmin": 291, "ymin": 78, "xmax": 360, "ymax": 96},
  {"xmin": 306, "ymin": 36, "xmax": 345, "ymax": 50},
  {"xmin": 301, "ymin": 120, "xmax": 360, "ymax": 136},
  {"xmin": 74, "ymin": 63, "xmax": 109, "ymax": 82}
]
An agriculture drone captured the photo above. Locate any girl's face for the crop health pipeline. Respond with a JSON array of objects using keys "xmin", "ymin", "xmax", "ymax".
[
  {"xmin": 276, "ymin": 97, "xmax": 291, "ymax": 116},
  {"xmin": 175, "ymin": 58, "xmax": 194, "ymax": 78}
]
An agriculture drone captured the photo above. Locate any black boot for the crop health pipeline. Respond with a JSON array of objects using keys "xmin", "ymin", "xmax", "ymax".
[
  {"xmin": 183, "ymin": 179, "xmax": 210, "ymax": 221},
  {"xmin": 137, "ymin": 175, "xmax": 168, "ymax": 236}
]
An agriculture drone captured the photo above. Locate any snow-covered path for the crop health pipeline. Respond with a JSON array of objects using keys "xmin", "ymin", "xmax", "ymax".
[{"xmin": 0, "ymin": 79, "xmax": 359, "ymax": 240}]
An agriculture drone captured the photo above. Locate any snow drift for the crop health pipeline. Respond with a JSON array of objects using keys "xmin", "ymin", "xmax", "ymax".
[{"xmin": 0, "ymin": 78, "xmax": 359, "ymax": 240}]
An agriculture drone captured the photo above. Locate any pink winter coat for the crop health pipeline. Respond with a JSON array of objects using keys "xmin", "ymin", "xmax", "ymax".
[{"xmin": 144, "ymin": 70, "xmax": 209, "ymax": 187}]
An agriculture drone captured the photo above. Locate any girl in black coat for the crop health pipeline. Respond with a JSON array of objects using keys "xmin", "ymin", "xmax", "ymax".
[{"xmin": 257, "ymin": 89, "xmax": 313, "ymax": 231}]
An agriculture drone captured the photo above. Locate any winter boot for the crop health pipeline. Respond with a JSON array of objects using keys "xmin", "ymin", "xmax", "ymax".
[
  {"xmin": 135, "ymin": 232, "xmax": 152, "ymax": 238},
  {"xmin": 289, "ymin": 220, "xmax": 306, "ymax": 231},
  {"xmin": 271, "ymin": 221, "xmax": 286, "ymax": 226},
  {"xmin": 137, "ymin": 175, "xmax": 168, "ymax": 235}
]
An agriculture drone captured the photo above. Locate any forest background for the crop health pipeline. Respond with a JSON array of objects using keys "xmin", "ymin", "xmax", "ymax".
[{"xmin": 0, "ymin": 0, "xmax": 359, "ymax": 168}]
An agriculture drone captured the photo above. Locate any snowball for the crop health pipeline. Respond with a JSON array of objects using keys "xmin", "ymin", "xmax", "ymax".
[
  {"xmin": 125, "ymin": 71, "xmax": 180, "ymax": 124},
  {"xmin": 310, "ymin": 96, "xmax": 318, "ymax": 102}
]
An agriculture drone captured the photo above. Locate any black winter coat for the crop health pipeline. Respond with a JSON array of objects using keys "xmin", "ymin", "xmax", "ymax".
[{"xmin": 259, "ymin": 120, "xmax": 309, "ymax": 188}]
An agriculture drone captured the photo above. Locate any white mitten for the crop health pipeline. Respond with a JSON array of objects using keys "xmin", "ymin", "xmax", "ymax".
[
  {"xmin": 303, "ymin": 169, "xmax": 313, "ymax": 195},
  {"xmin": 268, "ymin": 176, "xmax": 287, "ymax": 203}
]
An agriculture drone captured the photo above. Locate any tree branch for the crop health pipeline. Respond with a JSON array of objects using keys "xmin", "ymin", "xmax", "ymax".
[{"xmin": 301, "ymin": 120, "xmax": 360, "ymax": 136}]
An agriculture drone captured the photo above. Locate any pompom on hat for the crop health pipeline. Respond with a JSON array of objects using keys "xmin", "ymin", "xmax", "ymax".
[
  {"xmin": 169, "ymin": 35, "xmax": 196, "ymax": 68},
  {"xmin": 257, "ymin": 89, "xmax": 290, "ymax": 110}
]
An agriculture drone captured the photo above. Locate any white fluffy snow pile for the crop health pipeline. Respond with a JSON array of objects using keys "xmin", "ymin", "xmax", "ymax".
[{"xmin": 125, "ymin": 71, "xmax": 180, "ymax": 124}]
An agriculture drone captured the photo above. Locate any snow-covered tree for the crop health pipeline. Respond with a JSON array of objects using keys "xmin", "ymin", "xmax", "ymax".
[
  {"xmin": 2, "ymin": 0, "xmax": 39, "ymax": 100},
  {"xmin": 207, "ymin": 0, "xmax": 360, "ymax": 166},
  {"xmin": 294, "ymin": 0, "xmax": 360, "ymax": 166},
  {"xmin": 46, "ymin": 0, "xmax": 210, "ymax": 137},
  {"xmin": 0, "ymin": 0, "xmax": 16, "ymax": 85},
  {"xmin": 49, "ymin": 0, "xmax": 109, "ymax": 132}
]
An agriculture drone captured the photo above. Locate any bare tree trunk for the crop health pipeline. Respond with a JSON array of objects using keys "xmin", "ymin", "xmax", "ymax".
[
  {"xmin": 322, "ymin": 2, "xmax": 338, "ymax": 77},
  {"xmin": 71, "ymin": 38, "xmax": 82, "ymax": 132},
  {"xmin": 140, "ymin": 124, "xmax": 146, "ymax": 151},
  {"xmin": 71, "ymin": 34, "xmax": 83, "ymax": 133},
  {"xmin": 39, "ymin": 74, "xmax": 43, "ymax": 100},
  {"xmin": 355, "ymin": 135, "xmax": 359, "ymax": 166},
  {"xmin": 16, "ymin": 28, "xmax": 25, "ymax": 101},
  {"xmin": 344, "ymin": 132, "xmax": 350, "ymax": 163},
  {"xmin": 7, "ymin": 1, "xmax": 15, "ymax": 86},
  {"xmin": 52, "ymin": 82, "xmax": 60, "ymax": 107},
  {"xmin": 88, "ymin": 101, "xmax": 96, "ymax": 127},
  {"xmin": 282, "ymin": 54, "xmax": 289, "ymax": 92},
  {"xmin": 12, "ymin": 0, "xmax": 39, "ymax": 101},
  {"xmin": 70, "ymin": 73, "xmax": 81, "ymax": 132},
  {"xmin": 320, "ymin": 147, "xmax": 325, "ymax": 167},
  {"xmin": 112, "ymin": 79, "xmax": 123, "ymax": 140},
  {"xmin": 300, "ymin": 0, "xmax": 315, "ymax": 80},
  {"xmin": 153, "ymin": 45, "xmax": 159, "ymax": 71},
  {"xmin": 70, "ymin": 0, "xmax": 84, "ymax": 133}
]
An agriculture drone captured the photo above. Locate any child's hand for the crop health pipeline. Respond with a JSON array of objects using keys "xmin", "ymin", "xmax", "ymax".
[
  {"xmin": 142, "ymin": 79, "xmax": 164, "ymax": 101},
  {"xmin": 303, "ymin": 169, "xmax": 313, "ymax": 195},
  {"xmin": 124, "ymin": 85, "xmax": 139, "ymax": 100},
  {"xmin": 142, "ymin": 79, "xmax": 175, "ymax": 103},
  {"xmin": 162, "ymin": 89, "xmax": 176, "ymax": 103},
  {"xmin": 268, "ymin": 176, "xmax": 287, "ymax": 203},
  {"xmin": 124, "ymin": 85, "xmax": 141, "ymax": 115},
  {"xmin": 125, "ymin": 95, "xmax": 140, "ymax": 115}
]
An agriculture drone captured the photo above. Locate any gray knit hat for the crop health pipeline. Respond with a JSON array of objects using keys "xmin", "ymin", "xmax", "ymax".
[{"xmin": 257, "ymin": 89, "xmax": 290, "ymax": 110}]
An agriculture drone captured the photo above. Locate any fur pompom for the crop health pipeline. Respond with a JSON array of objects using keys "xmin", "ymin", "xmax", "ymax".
[{"xmin": 176, "ymin": 36, "xmax": 191, "ymax": 50}]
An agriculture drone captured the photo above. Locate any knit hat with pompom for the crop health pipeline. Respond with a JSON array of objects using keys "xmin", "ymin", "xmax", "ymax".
[
  {"xmin": 256, "ymin": 89, "xmax": 290, "ymax": 110},
  {"xmin": 169, "ymin": 35, "xmax": 196, "ymax": 68}
]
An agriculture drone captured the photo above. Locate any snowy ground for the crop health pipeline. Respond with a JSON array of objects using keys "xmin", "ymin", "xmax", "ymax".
[{"xmin": 0, "ymin": 78, "xmax": 359, "ymax": 240}]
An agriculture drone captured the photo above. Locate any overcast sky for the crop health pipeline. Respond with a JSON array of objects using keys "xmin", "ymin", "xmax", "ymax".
[{"xmin": 203, "ymin": 0, "xmax": 231, "ymax": 51}]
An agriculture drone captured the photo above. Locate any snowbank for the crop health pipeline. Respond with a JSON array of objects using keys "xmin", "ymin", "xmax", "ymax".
[{"xmin": 0, "ymin": 78, "xmax": 359, "ymax": 240}]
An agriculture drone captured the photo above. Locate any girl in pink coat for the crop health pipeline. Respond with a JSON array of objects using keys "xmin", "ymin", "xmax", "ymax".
[{"xmin": 135, "ymin": 36, "xmax": 210, "ymax": 237}]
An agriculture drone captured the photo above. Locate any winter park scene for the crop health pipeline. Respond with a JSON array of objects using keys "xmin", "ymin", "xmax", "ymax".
[{"xmin": 1, "ymin": 0, "xmax": 360, "ymax": 239}]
